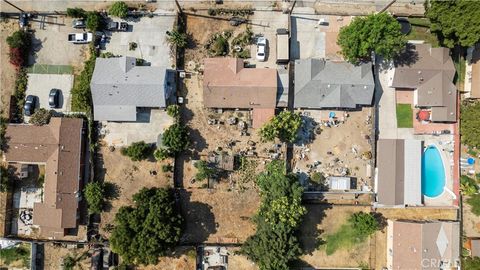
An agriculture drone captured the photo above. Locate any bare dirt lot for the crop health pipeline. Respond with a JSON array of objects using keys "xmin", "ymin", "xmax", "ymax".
[
  {"xmin": 298, "ymin": 205, "xmax": 376, "ymax": 269},
  {"xmin": 0, "ymin": 20, "xmax": 19, "ymax": 118},
  {"xmin": 43, "ymin": 243, "xmax": 90, "ymax": 270},
  {"xmin": 462, "ymin": 197, "xmax": 480, "ymax": 237},
  {"xmin": 140, "ymin": 247, "xmax": 196, "ymax": 270},
  {"xmin": 97, "ymin": 143, "xmax": 173, "ymax": 236}
]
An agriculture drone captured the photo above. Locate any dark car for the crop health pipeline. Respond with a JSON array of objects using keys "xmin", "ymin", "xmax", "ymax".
[
  {"xmin": 49, "ymin": 89, "xmax": 60, "ymax": 108},
  {"xmin": 72, "ymin": 19, "xmax": 86, "ymax": 29},
  {"xmin": 24, "ymin": 95, "xmax": 37, "ymax": 116},
  {"xmin": 108, "ymin": 21, "xmax": 128, "ymax": 31}
]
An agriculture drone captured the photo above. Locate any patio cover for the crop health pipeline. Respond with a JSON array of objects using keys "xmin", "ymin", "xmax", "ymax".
[{"xmin": 403, "ymin": 139, "xmax": 422, "ymax": 205}]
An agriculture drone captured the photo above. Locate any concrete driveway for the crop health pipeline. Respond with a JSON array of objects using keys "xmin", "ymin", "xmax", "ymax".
[
  {"xmin": 248, "ymin": 10, "xmax": 288, "ymax": 68},
  {"xmin": 25, "ymin": 73, "xmax": 73, "ymax": 113},
  {"xmin": 103, "ymin": 15, "xmax": 175, "ymax": 67}
]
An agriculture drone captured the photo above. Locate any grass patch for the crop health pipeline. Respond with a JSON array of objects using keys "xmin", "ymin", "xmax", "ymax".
[
  {"xmin": 406, "ymin": 25, "xmax": 440, "ymax": 47},
  {"xmin": 396, "ymin": 104, "xmax": 413, "ymax": 128},
  {"xmin": 408, "ymin": 17, "xmax": 431, "ymax": 28},
  {"xmin": 468, "ymin": 149, "xmax": 478, "ymax": 157},
  {"xmin": 324, "ymin": 222, "xmax": 362, "ymax": 255},
  {"xmin": 0, "ymin": 243, "xmax": 31, "ymax": 268}
]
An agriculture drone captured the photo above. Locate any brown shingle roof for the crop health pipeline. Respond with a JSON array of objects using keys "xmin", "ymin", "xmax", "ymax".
[
  {"xmin": 391, "ymin": 44, "xmax": 457, "ymax": 122},
  {"xmin": 203, "ymin": 58, "xmax": 277, "ymax": 109},
  {"xmin": 4, "ymin": 118, "xmax": 84, "ymax": 238}
]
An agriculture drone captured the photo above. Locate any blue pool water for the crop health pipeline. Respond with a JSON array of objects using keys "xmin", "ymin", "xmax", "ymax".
[{"xmin": 421, "ymin": 145, "xmax": 446, "ymax": 198}]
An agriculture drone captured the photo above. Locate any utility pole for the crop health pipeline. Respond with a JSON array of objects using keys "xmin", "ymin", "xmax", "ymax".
[
  {"xmin": 378, "ymin": 0, "xmax": 397, "ymax": 13},
  {"xmin": 174, "ymin": 0, "xmax": 183, "ymax": 15}
]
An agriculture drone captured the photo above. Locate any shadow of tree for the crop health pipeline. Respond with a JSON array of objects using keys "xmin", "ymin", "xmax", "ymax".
[
  {"xmin": 179, "ymin": 190, "xmax": 217, "ymax": 244},
  {"xmin": 298, "ymin": 203, "xmax": 332, "ymax": 255}
]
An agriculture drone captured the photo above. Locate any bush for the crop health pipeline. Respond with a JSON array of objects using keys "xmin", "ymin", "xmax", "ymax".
[
  {"xmin": 121, "ymin": 141, "xmax": 153, "ymax": 161},
  {"xmin": 1, "ymin": 166, "xmax": 12, "ymax": 193},
  {"xmin": 84, "ymin": 182, "xmax": 105, "ymax": 214},
  {"xmin": 349, "ymin": 212, "xmax": 379, "ymax": 236},
  {"xmin": 166, "ymin": 105, "xmax": 180, "ymax": 118},
  {"xmin": 129, "ymin": 42, "xmax": 137, "ymax": 51},
  {"xmin": 166, "ymin": 29, "xmax": 188, "ymax": 49},
  {"xmin": 162, "ymin": 123, "xmax": 189, "ymax": 153},
  {"xmin": 71, "ymin": 46, "xmax": 97, "ymax": 113},
  {"xmin": 461, "ymin": 102, "xmax": 480, "ymax": 148},
  {"xmin": 259, "ymin": 111, "xmax": 302, "ymax": 143},
  {"xmin": 0, "ymin": 115, "xmax": 7, "ymax": 150},
  {"xmin": 6, "ymin": 31, "xmax": 31, "ymax": 49},
  {"xmin": 154, "ymin": 148, "xmax": 171, "ymax": 161},
  {"xmin": 66, "ymin": 7, "xmax": 86, "ymax": 18},
  {"xmin": 161, "ymin": 164, "xmax": 172, "ymax": 173},
  {"xmin": 86, "ymin": 11, "xmax": 102, "ymax": 31},
  {"xmin": 9, "ymin": 47, "xmax": 24, "ymax": 68},
  {"xmin": 467, "ymin": 194, "xmax": 480, "ymax": 216},
  {"xmin": 210, "ymin": 36, "xmax": 228, "ymax": 56},
  {"xmin": 110, "ymin": 188, "xmax": 183, "ymax": 265},
  {"xmin": 109, "ymin": 1, "xmax": 129, "ymax": 18},
  {"xmin": 310, "ymin": 172, "xmax": 325, "ymax": 184},
  {"xmin": 29, "ymin": 108, "xmax": 52, "ymax": 126},
  {"xmin": 461, "ymin": 175, "xmax": 478, "ymax": 195},
  {"xmin": 194, "ymin": 160, "xmax": 216, "ymax": 181},
  {"xmin": 13, "ymin": 69, "xmax": 28, "ymax": 120}
]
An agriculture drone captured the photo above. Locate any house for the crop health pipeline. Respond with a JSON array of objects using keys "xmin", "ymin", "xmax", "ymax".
[
  {"xmin": 387, "ymin": 220, "xmax": 460, "ymax": 270},
  {"xmin": 376, "ymin": 139, "xmax": 423, "ymax": 207},
  {"xmin": 293, "ymin": 58, "xmax": 375, "ymax": 109},
  {"xmin": 203, "ymin": 58, "xmax": 277, "ymax": 128},
  {"xmin": 4, "ymin": 118, "xmax": 85, "ymax": 239},
  {"xmin": 390, "ymin": 44, "xmax": 457, "ymax": 122},
  {"xmin": 91, "ymin": 56, "xmax": 176, "ymax": 122}
]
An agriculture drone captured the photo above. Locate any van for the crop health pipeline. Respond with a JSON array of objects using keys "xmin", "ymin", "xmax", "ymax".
[{"xmin": 276, "ymin": 28, "xmax": 289, "ymax": 64}]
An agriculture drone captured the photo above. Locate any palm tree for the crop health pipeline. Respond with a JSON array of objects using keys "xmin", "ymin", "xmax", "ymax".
[{"xmin": 166, "ymin": 29, "xmax": 188, "ymax": 49}]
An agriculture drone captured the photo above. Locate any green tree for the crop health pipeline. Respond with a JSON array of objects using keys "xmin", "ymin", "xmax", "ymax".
[
  {"xmin": 337, "ymin": 13, "xmax": 406, "ymax": 64},
  {"xmin": 426, "ymin": 0, "xmax": 480, "ymax": 48},
  {"xmin": 462, "ymin": 256, "xmax": 480, "ymax": 270},
  {"xmin": 1, "ymin": 166, "xmax": 11, "ymax": 193},
  {"xmin": 166, "ymin": 104, "xmax": 180, "ymax": 118},
  {"xmin": 62, "ymin": 252, "xmax": 88, "ymax": 270},
  {"xmin": 467, "ymin": 194, "xmax": 480, "ymax": 216},
  {"xmin": 461, "ymin": 102, "xmax": 480, "ymax": 148},
  {"xmin": 66, "ymin": 7, "xmax": 86, "ymax": 18},
  {"xmin": 349, "ymin": 212, "xmax": 379, "ymax": 236},
  {"xmin": 109, "ymin": 1, "xmax": 129, "ymax": 18},
  {"xmin": 110, "ymin": 188, "xmax": 183, "ymax": 265},
  {"xmin": 166, "ymin": 29, "xmax": 188, "ymax": 49},
  {"xmin": 6, "ymin": 31, "xmax": 31, "ymax": 49},
  {"xmin": 162, "ymin": 123, "xmax": 189, "ymax": 153},
  {"xmin": 194, "ymin": 160, "xmax": 216, "ymax": 181},
  {"xmin": 259, "ymin": 111, "xmax": 302, "ymax": 143},
  {"xmin": 120, "ymin": 141, "xmax": 153, "ymax": 161},
  {"xmin": 241, "ymin": 161, "xmax": 306, "ymax": 270},
  {"xmin": 461, "ymin": 175, "xmax": 478, "ymax": 196},
  {"xmin": 86, "ymin": 11, "xmax": 102, "ymax": 32},
  {"xmin": 84, "ymin": 182, "xmax": 105, "ymax": 214},
  {"xmin": 29, "ymin": 108, "xmax": 52, "ymax": 126},
  {"xmin": 154, "ymin": 148, "xmax": 171, "ymax": 161}
]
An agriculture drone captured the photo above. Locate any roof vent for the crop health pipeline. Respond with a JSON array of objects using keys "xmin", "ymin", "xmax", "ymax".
[
  {"xmin": 327, "ymin": 84, "xmax": 331, "ymax": 88},
  {"xmin": 364, "ymin": 86, "xmax": 367, "ymax": 89},
  {"xmin": 418, "ymin": 71, "xmax": 422, "ymax": 74}
]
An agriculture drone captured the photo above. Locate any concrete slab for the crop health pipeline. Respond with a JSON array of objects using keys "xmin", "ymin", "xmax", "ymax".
[
  {"xmin": 376, "ymin": 60, "xmax": 398, "ymax": 139},
  {"xmin": 25, "ymin": 73, "xmax": 74, "ymax": 113},
  {"xmin": 291, "ymin": 14, "xmax": 326, "ymax": 60},
  {"xmin": 103, "ymin": 15, "xmax": 175, "ymax": 67},
  {"xmin": 101, "ymin": 109, "xmax": 173, "ymax": 147}
]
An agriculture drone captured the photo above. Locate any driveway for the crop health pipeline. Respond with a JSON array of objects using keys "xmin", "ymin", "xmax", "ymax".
[
  {"xmin": 25, "ymin": 73, "xmax": 74, "ymax": 114},
  {"xmin": 103, "ymin": 15, "xmax": 175, "ymax": 67},
  {"xmin": 101, "ymin": 109, "xmax": 173, "ymax": 147}
]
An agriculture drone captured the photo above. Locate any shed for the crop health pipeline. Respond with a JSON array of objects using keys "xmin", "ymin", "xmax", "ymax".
[
  {"xmin": 471, "ymin": 239, "xmax": 480, "ymax": 257},
  {"xmin": 208, "ymin": 152, "xmax": 235, "ymax": 171},
  {"xmin": 327, "ymin": 176, "xmax": 352, "ymax": 190}
]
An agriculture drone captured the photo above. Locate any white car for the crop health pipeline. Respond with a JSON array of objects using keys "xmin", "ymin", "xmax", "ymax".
[{"xmin": 256, "ymin": 37, "xmax": 267, "ymax": 61}]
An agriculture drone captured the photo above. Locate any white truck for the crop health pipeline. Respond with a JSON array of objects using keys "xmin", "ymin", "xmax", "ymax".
[
  {"xmin": 67, "ymin": 32, "xmax": 93, "ymax": 44},
  {"xmin": 276, "ymin": 28, "xmax": 289, "ymax": 64}
]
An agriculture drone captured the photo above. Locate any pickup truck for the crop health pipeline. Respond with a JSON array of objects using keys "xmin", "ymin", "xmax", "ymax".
[
  {"xmin": 67, "ymin": 32, "xmax": 93, "ymax": 44},
  {"xmin": 108, "ymin": 22, "xmax": 128, "ymax": 32}
]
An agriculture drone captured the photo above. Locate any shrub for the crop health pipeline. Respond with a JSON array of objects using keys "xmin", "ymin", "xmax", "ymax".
[
  {"xmin": 467, "ymin": 194, "xmax": 480, "ymax": 216},
  {"xmin": 121, "ymin": 141, "xmax": 153, "ymax": 161},
  {"xmin": 109, "ymin": 1, "xmax": 129, "ymax": 18},
  {"xmin": 166, "ymin": 29, "xmax": 188, "ymax": 49},
  {"xmin": 259, "ymin": 111, "xmax": 302, "ymax": 143},
  {"xmin": 210, "ymin": 36, "xmax": 228, "ymax": 56},
  {"xmin": 310, "ymin": 172, "xmax": 325, "ymax": 184},
  {"xmin": 166, "ymin": 105, "xmax": 180, "ymax": 118},
  {"xmin": 9, "ymin": 47, "xmax": 24, "ymax": 68},
  {"xmin": 66, "ymin": 7, "xmax": 86, "ymax": 18},
  {"xmin": 461, "ymin": 175, "xmax": 478, "ymax": 195},
  {"xmin": 13, "ymin": 69, "xmax": 28, "ymax": 120},
  {"xmin": 6, "ymin": 31, "xmax": 31, "ymax": 49},
  {"xmin": 71, "ymin": 46, "xmax": 97, "ymax": 113},
  {"xmin": 162, "ymin": 123, "xmax": 189, "ymax": 153},
  {"xmin": 84, "ymin": 182, "xmax": 105, "ymax": 214},
  {"xmin": 29, "ymin": 108, "xmax": 52, "ymax": 126},
  {"xmin": 0, "ymin": 115, "xmax": 7, "ymax": 150},
  {"xmin": 129, "ymin": 42, "xmax": 137, "ymax": 51},
  {"xmin": 154, "ymin": 148, "xmax": 171, "ymax": 161},
  {"xmin": 161, "ymin": 164, "xmax": 172, "ymax": 173},
  {"xmin": 194, "ymin": 160, "xmax": 216, "ymax": 181},
  {"xmin": 349, "ymin": 212, "xmax": 379, "ymax": 236},
  {"xmin": 86, "ymin": 11, "xmax": 102, "ymax": 31},
  {"xmin": 1, "ymin": 166, "xmax": 12, "ymax": 193},
  {"xmin": 461, "ymin": 102, "xmax": 480, "ymax": 148}
]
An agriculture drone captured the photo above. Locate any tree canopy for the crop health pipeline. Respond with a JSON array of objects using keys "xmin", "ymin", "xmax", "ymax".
[
  {"xmin": 337, "ymin": 13, "xmax": 406, "ymax": 64},
  {"xmin": 426, "ymin": 0, "xmax": 480, "ymax": 48},
  {"xmin": 349, "ymin": 212, "xmax": 379, "ymax": 236},
  {"xmin": 84, "ymin": 182, "xmax": 105, "ymax": 214},
  {"xmin": 109, "ymin": 1, "xmax": 129, "ymax": 18},
  {"xmin": 461, "ymin": 102, "xmax": 480, "ymax": 148},
  {"xmin": 110, "ymin": 188, "xmax": 183, "ymax": 265},
  {"xmin": 162, "ymin": 123, "xmax": 189, "ymax": 153},
  {"xmin": 241, "ymin": 161, "xmax": 306, "ymax": 270},
  {"xmin": 194, "ymin": 160, "xmax": 216, "ymax": 181},
  {"xmin": 29, "ymin": 108, "xmax": 52, "ymax": 126},
  {"xmin": 120, "ymin": 141, "xmax": 153, "ymax": 161},
  {"xmin": 259, "ymin": 111, "xmax": 302, "ymax": 143}
]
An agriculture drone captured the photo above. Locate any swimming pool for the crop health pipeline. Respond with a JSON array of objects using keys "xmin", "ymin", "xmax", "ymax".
[{"xmin": 422, "ymin": 145, "xmax": 446, "ymax": 198}]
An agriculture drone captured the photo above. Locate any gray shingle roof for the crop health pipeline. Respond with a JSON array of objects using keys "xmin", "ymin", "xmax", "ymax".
[
  {"xmin": 91, "ymin": 56, "xmax": 175, "ymax": 121},
  {"xmin": 294, "ymin": 58, "xmax": 375, "ymax": 109}
]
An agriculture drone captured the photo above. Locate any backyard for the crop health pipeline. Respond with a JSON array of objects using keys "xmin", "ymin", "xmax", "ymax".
[
  {"xmin": 406, "ymin": 18, "xmax": 439, "ymax": 47},
  {"xmin": 0, "ymin": 242, "xmax": 31, "ymax": 269},
  {"xmin": 396, "ymin": 103, "xmax": 413, "ymax": 128}
]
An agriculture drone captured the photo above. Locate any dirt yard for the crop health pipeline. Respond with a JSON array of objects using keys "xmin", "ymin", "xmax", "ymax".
[
  {"xmin": 298, "ymin": 205, "xmax": 376, "ymax": 269},
  {"xmin": 463, "ymin": 197, "xmax": 480, "ymax": 237},
  {"xmin": 97, "ymin": 143, "xmax": 173, "ymax": 236},
  {"xmin": 0, "ymin": 20, "xmax": 19, "ymax": 118},
  {"xmin": 43, "ymin": 243, "xmax": 90, "ymax": 270},
  {"xmin": 140, "ymin": 247, "xmax": 196, "ymax": 270},
  {"xmin": 377, "ymin": 207, "xmax": 458, "ymax": 221},
  {"xmin": 228, "ymin": 247, "xmax": 259, "ymax": 270}
]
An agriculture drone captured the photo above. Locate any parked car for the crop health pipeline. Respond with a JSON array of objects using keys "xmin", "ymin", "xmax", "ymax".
[
  {"xmin": 67, "ymin": 32, "xmax": 93, "ymax": 44},
  {"xmin": 108, "ymin": 21, "xmax": 128, "ymax": 31},
  {"xmin": 72, "ymin": 19, "xmax": 86, "ymax": 29},
  {"xmin": 24, "ymin": 95, "xmax": 37, "ymax": 116},
  {"xmin": 256, "ymin": 37, "xmax": 267, "ymax": 62},
  {"xmin": 48, "ymin": 89, "xmax": 60, "ymax": 108}
]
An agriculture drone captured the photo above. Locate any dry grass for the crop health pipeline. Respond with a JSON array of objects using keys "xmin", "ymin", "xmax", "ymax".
[{"xmin": 0, "ymin": 20, "xmax": 19, "ymax": 118}]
